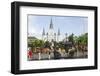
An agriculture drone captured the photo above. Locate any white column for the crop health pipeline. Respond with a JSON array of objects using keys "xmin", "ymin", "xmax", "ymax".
[
  {"xmin": 48, "ymin": 54, "xmax": 51, "ymax": 59},
  {"xmin": 38, "ymin": 53, "xmax": 41, "ymax": 60}
]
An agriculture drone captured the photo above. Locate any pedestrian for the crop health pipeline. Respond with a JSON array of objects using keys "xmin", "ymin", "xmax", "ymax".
[
  {"xmin": 28, "ymin": 47, "xmax": 33, "ymax": 60},
  {"xmin": 53, "ymin": 47, "xmax": 61, "ymax": 59}
]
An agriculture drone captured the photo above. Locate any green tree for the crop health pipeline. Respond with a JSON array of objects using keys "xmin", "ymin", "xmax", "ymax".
[
  {"xmin": 44, "ymin": 41, "xmax": 51, "ymax": 48},
  {"xmin": 77, "ymin": 33, "xmax": 88, "ymax": 45},
  {"xmin": 68, "ymin": 33, "xmax": 74, "ymax": 44},
  {"xmin": 73, "ymin": 36, "xmax": 78, "ymax": 44},
  {"xmin": 58, "ymin": 41, "xmax": 64, "ymax": 49}
]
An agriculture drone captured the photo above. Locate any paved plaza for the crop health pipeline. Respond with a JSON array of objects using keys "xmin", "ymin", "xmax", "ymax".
[{"xmin": 28, "ymin": 51, "xmax": 87, "ymax": 61}]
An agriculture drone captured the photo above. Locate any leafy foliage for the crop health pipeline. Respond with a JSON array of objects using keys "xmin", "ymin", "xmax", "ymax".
[{"xmin": 74, "ymin": 33, "xmax": 88, "ymax": 45}]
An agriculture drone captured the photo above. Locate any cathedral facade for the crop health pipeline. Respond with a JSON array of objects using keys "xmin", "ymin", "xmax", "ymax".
[{"xmin": 42, "ymin": 19, "xmax": 60, "ymax": 42}]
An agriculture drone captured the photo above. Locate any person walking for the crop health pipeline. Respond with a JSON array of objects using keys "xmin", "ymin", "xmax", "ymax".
[{"xmin": 28, "ymin": 47, "xmax": 33, "ymax": 60}]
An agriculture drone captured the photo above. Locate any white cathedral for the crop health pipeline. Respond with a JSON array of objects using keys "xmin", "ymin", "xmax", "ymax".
[{"xmin": 42, "ymin": 19, "xmax": 61, "ymax": 42}]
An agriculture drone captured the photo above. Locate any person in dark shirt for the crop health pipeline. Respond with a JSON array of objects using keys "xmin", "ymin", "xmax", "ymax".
[{"xmin": 53, "ymin": 47, "xmax": 61, "ymax": 59}]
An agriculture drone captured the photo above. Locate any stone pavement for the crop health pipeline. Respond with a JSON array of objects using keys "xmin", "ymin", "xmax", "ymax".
[{"xmin": 28, "ymin": 51, "xmax": 87, "ymax": 61}]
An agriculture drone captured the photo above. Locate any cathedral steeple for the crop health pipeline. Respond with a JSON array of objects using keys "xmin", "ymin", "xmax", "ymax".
[
  {"xmin": 42, "ymin": 28, "xmax": 45, "ymax": 35},
  {"xmin": 49, "ymin": 18, "xmax": 53, "ymax": 29},
  {"xmin": 58, "ymin": 28, "xmax": 60, "ymax": 35},
  {"xmin": 42, "ymin": 18, "xmax": 61, "ymax": 42},
  {"xmin": 57, "ymin": 28, "xmax": 60, "ymax": 42}
]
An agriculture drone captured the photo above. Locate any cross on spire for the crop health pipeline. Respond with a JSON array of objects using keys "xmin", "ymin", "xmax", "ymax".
[{"xmin": 49, "ymin": 18, "xmax": 53, "ymax": 29}]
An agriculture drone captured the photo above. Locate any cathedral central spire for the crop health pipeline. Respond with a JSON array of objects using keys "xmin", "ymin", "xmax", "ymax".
[
  {"xmin": 49, "ymin": 18, "xmax": 53, "ymax": 29},
  {"xmin": 42, "ymin": 28, "xmax": 45, "ymax": 35},
  {"xmin": 42, "ymin": 18, "xmax": 61, "ymax": 42}
]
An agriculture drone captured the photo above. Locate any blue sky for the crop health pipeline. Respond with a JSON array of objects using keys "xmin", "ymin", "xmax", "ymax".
[{"xmin": 28, "ymin": 15, "xmax": 88, "ymax": 39}]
